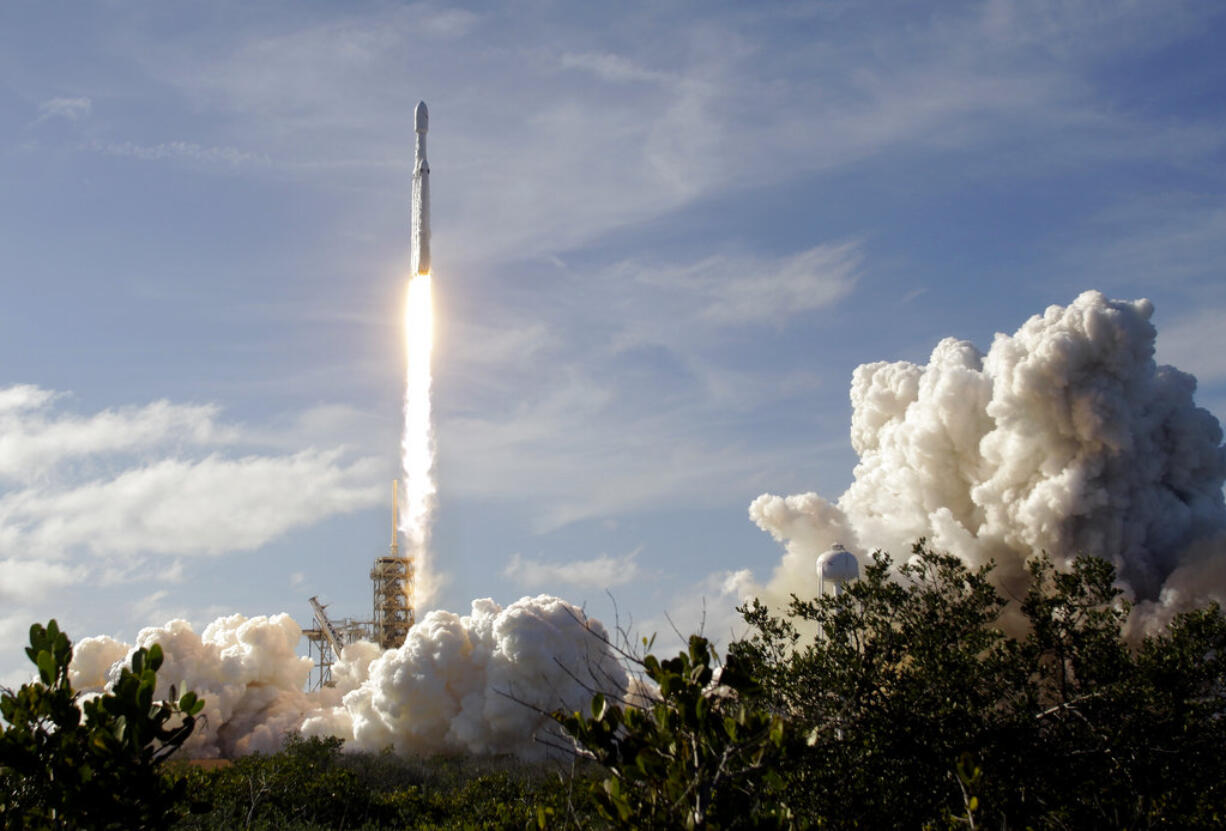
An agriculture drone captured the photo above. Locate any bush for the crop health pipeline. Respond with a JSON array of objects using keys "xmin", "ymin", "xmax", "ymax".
[
  {"xmin": 729, "ymin": 543, "xmax": 1226, "ymax": 829},
  {"xmin": 174, "ymin": 735, "xmax": 602, "ymax": 830},
  {"xmin": 0, "ymin": 620, "xmax": 204, "ymax": 830},
  {"xmin": 553, "ymin": 635, "xmax": 798, "ymax": 830}
]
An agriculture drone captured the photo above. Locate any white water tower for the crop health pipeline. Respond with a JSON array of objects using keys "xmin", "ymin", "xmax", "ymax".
[{"xmin": 817, "ymin": 543, "xmax": 859, "ymax": 595}]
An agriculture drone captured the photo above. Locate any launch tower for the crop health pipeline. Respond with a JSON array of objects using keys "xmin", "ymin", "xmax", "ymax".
[
  {"xmin": 303, "ymin": 481, "xmax": 415, "ymax": 688},
  {"xmin": 370, "ymin": 479, "xmax": 415, "ymax": 650}
]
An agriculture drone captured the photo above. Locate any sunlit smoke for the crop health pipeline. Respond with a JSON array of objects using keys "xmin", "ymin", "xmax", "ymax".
[
  {"xmin": 72, "ymin": 597, "xmax": 627, "ymax": 759},
  {"xmin": 401, "ymin": 273, "xmax": 437, "ymax": 608},
  {"xmin": 750, "ymin": 290, "xmax": 1226, "ymax": 633}
]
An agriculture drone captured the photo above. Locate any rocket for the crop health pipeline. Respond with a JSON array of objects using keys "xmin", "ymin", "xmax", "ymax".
[{"xmin": 412, "ymin": 100, "xmax": 431, "ymax": 276}]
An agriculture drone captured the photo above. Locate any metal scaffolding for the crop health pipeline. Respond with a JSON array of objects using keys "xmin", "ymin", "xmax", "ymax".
[
  {"xmin": 371, "ymin": 480, "xmax": 415, "ymax": 650},
  {"xmin": 302, "ymin": 597, "xmax": 370, "ymax": 691},
  {"xmin": 302, "ymin": 480, "xmax": 417, "ymax": 690}
]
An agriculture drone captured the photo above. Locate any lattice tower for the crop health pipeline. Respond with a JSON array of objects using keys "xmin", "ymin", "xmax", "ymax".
[{"xmin": 371, "ymin": 480, "xmax": 414, "ymax": 650}]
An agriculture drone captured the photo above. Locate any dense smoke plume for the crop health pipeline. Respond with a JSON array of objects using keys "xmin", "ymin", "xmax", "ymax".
[
  {"xmin": 751, "ymin": 291, "xmax": 1226, "ymax": 630},
  {"xmin": 72, "ymin": 596, "xmax": 625, "ymax": 759}
]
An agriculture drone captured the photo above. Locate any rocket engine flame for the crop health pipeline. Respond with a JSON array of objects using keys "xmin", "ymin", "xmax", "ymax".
[{"xmin": 401, "ymin": 273, "xmax": 436, "ymax": 607}]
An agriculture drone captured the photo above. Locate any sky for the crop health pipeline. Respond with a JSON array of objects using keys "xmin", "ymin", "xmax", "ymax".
[{"xmin": 2, "ymin": 0, "xmax": 1225, "ymax": 686}]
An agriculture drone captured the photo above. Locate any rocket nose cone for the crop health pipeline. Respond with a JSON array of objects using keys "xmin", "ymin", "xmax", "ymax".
[{"xmin": 414, "ymin": 101, "xmax": 429, "ymax": 133}]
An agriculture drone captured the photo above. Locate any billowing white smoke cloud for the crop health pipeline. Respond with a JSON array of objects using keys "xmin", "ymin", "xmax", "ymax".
[
  {"xmin": 72, "ymin": 614, "xmax": 315, "ymax": 758},
  {"xmin": 72, "ymin": 595, "xmax": 626, "ymax": 759},
  {"xmin": 751, "ymin": 291, "xmax": 1226, "ymax": 626}
]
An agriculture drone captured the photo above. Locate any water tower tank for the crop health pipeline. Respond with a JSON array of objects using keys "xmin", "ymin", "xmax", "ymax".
[{"xmin": 817, "ymin": 543, "xmax": 859, "ymax": 595}]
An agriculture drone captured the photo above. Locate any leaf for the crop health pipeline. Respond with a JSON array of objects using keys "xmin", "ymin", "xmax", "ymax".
[
  {"xmin": 147, "ymin": 643, "xmax": 164, "ymax": 671},
  {"xmin": 769, "ymin": 716, "xmax": 784, "ymax": 746},
  {"xmin": 36, "ymin": 650, "xmax": 55, "ymax": 685}
]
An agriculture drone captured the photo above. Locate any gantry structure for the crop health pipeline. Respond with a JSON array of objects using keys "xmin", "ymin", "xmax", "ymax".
[
  {"xmin": 302, "ymin": 480, "xmax": 417, "ymax": 689},
  {"xmin": 371, "ymin": 479, "xmax": 416, "ymax": 650}
]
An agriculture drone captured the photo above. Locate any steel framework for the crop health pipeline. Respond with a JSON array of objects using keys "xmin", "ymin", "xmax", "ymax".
[
  {"xmin": 371, "ymin": 480, "xmax": 415, "ymax": 650},
  {"xmin": 302, "ymin": 481, "xmax": 417, "ymax": 689}
]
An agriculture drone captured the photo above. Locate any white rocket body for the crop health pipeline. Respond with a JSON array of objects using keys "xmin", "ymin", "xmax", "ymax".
[{"xmin": 412, "ymin": 101, "xmax": 431, "ymax": 276}]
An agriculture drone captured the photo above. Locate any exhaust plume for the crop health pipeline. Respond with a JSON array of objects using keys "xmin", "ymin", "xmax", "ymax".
[
  {"xmin": 71, "ymin": 595, "xmax": 626, "ymax": 759},
  {"xmin": 401, "ymin": 273, "xmax": 438, "ymax": 607},
  {"xmin": 751, "ymin": 290, "xmax": 1226, "ymax": 630}
]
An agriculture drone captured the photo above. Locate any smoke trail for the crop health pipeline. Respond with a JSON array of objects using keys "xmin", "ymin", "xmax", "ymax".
[{"xmin": 401, "ymin": 273, "xmax": 437, "ymax": 608}]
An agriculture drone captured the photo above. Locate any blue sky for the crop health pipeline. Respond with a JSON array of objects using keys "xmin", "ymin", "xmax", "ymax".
[{"xmin": 2, "ymin": 0, "xmax": 1225, "ymax": 683}]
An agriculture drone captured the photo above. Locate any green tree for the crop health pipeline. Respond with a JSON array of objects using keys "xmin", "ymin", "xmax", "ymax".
[
  {"xmin": 729, "ymin": 543, "xmax": 1226, "ymax": 829},
  {"xmin": 732, "ymin": 542, "xmax": 1016, "ymax": 828},
  {"xmin": 553, "ymin": 634, "xmax": 797, "ymax": 830},
  {"xmin": 0, "ymin": 620, "xmax": 205, "ymax": 830}
]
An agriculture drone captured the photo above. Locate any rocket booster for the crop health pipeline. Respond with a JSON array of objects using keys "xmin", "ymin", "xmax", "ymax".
[{"xmin": 412, "ymin": 101, "xmax": 431, "ymax": 276}]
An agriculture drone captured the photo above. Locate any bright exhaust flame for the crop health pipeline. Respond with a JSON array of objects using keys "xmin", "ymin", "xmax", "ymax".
[{"xmin": 401, "ymin": 272, "xmax": 436, "ymax": 607}]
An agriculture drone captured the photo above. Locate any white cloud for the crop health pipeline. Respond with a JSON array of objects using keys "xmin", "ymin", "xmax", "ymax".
[
  {"xmin": 0, "ymin": 385, "xmax": 385, "ymax": 569},
  {"xmin": 421, "ymin": 8, "xmax": 480, "ymax": 37},
  {"xmin": 560, "ymin": 51, "xmax": 671, "ymax": 84},
  {"xmin": 504, "ymin": 549, "xmax": 641, "ymax": 590},
  {"xmin": 36, "ymin": 96, "xmax": 91, "ymax": 123},
  {"xmin": 0, "ymin": 385, "xmax": 59, "ymax": 413},
  {"xmin": 0, "ymin": 559, "xmax": 89, "ymax": 602},
  {"xmin": 628, "ymin": 242, "xmax": 863, "ymax": 326},
  {"xmin": 89, "ymin": 140, "xmax": 269, "ymax": 166},
  {"xmin": 0, "ymin": 450, "xmax": 382, "ymax": 559},
  {"xmin": 0, "ymin": 389, "xmax": 234, "ymax": 481}
]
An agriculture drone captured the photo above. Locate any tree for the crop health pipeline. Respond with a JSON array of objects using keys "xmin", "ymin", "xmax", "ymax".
[
  {"xmin": 732, "ymin": 542, "xmax": 1018, "ymax": 828},
  {"xmin": 553, "ymin": 635, "xmax": 798, "ymax": 830},
  {"xmin": 725, "ymin": 543, "xmax": 1226, "ymax": 829},
  {"xmin": 0, "ymin": 620, "xmax": 205, "ymax": 830}
]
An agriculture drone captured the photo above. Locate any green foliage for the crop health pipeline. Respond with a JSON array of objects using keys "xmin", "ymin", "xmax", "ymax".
[
  {"xmin": 7, "ymin": 545, "xmax": 1226, "ymax": 830},
  {"xmin": 732, "ymin": 543, "xmax": 1015, "ymax": 828},
  {"xmin": 554, "ymin": 635, "xmax": 797, "ymax": 830},
  {"xmin": 729, "ymin": 542, "xmax": 1226, "ymax": 829},
  {"xmin": 0, "ymin": 620, "xmax": 204, "ymax": 830},
  {"xmin": 174, "ymin": 735, "xmax": 601, "ymax": 830},
  {"xmin": 1017, "ymin": 556, "xmax": 1226, "ymax": 827}
]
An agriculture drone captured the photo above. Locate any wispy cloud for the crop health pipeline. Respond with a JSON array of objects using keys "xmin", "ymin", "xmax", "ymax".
[
  {"xmin": 90, "ymin": 1, "xmax": 1225, "ymax": 268},
  {"xmin": 625, "ymin": 242, "xmax": 863, "ymax": 327},
  {"xmin": 504, "ymin": 549, "xmax": 641, "ymax": 590},
  {"xmin": 87, "ymin": 139, "xmax": 269, "ymax": 166},
  {"xmin": 0, "ymin": 449, "xmax": 382, "ymax": 559},
  {"xmin": 433, "ymin": 241, "xmax": 862, "ymax": 530},
  {"xmin": 0, "ymin": 559, "xmax": 89, "ymax": 602},
  {"xmin": 560, "ymin": 51, "xmax": 672, "ymax": 84},
  {"xmin": 420, "ymin": 8, "xmax": 480, "ymax": 37},
  {"xmin": 1059, "ymin": 200, "xmax": 1226, "ymax": 291},
  {"xmin": 0, "ymin": 388, "xmax": 234, "ymax": 482},
  {"xmin": 1158, "ymin": 307, "xmax": 1226, "ymax": 387},
  {"xmin": 0, "ymin": 385, "xmax": 384, "ymax": 568},
  {"xmin": 35, "ymin": 96, "xmax": 91, "ymax": 123}
]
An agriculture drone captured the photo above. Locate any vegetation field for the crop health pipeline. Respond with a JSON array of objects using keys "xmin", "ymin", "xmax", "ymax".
[{"xmin": 5, "ymin": 544, "xmax": 1226, "ymax": 829}]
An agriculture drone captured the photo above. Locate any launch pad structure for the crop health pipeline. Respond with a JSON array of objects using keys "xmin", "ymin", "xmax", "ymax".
[{"xmin": 302, "ymin": 481, "xmax": 416, "ymax": 690}]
